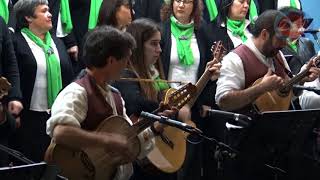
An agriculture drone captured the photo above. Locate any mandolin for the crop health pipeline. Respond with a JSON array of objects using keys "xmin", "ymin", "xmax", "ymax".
[{"xmin": 253, "ymin": 55, "xmax": 320, "ymax": 112}]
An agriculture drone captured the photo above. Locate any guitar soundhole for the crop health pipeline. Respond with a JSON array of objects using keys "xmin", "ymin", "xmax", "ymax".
[{"xmin": 80, "ymin": 151, "xmax": 95, "ymax": 179}]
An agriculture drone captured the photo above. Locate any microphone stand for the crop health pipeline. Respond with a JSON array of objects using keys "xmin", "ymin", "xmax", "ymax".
[
  {"xmin": 155, "ymin": 115, "xmax": 239, "ymax": 158},
  {"xmin": 146, "ymin": 113, "xmax": 287, "ymax": 177}
]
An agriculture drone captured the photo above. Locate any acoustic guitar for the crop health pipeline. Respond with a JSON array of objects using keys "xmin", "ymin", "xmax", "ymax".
[
  {"xmin": 253, "ymin": 55, "xmax": 320, "ymax": 112},
  {"xmin": 145, "ymin": 41, "xmax": 226, "ymax": 173},
  {"xmin": 44, "ymin": 82, "xmax": 196, "ymax": 180}
]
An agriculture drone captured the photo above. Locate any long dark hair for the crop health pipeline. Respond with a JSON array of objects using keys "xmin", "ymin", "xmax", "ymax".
[
  {"xmin": 217, "ymin": 0, "xmax": 251, "ymax": 25},
  {"xmin": 126, "ymin": 18, "xmax": 165, "ymax": 101},
  {"xmin": 97, "ymin": 0, "xmax": 131, "ymax": 27},
  {"xmin": 160, "ymin": 0, "xmax": 203, "ymax": 30}
]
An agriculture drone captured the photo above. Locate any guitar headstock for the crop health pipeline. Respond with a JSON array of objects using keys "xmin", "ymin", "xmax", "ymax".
[
  {"xmin": 211, "ymin": 41, "xmax": 226, "ymax": 63},
  {"xmin": 164, "ymin": 83, "xmax": 197, "ymax": 109},
  {"xmin": 0, "ymin": 77, "xmax": 11, "ymax": 100}
]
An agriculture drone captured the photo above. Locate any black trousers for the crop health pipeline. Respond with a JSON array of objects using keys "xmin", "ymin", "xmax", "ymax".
[
  {"xmin": 0, "ymin": 110, "xmax": 16, "ymax": 167},
  {"xmin": 10, "ymin": 110, "xmax": 51, "ymax": 163}
]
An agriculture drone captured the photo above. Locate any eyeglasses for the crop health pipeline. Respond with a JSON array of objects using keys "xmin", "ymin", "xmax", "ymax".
[{"xmin": 174, "ymin": 0, "xmax": 194, "ymax": 4}]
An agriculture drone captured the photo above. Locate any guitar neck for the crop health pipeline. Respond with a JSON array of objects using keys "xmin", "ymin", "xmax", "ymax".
[
  {"xmin": 186, "ymin": 41, "xmax": 225, "ymax": 108},
  {"xmin": 187, "ymin": 69, "xmax": 211, "ymax": 108},
  {"xmin": 283, "ymin": 55, "xmax": 320, "ymax": 90},
  {"xmin": 133, "ymin": 108, "xmax": 161, "ymax": 134},
  {"xmin": 282, "ymin": 67, "xmax": 310, "ymax": 90}
]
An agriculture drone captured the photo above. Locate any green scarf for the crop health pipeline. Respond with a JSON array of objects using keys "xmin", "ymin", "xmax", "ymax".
[
  {"xmin": 170, "ymin": 16, "xmax": 195, "ymax": 66},
  {"xmin": 21, "ymin": 28, "xmax": 63, "ymax": 108},
  {"xmin": 227, "ymin": 18, "xmax": 247, "ymax": 42},
  {"xmin": 153, "ymin": 76, "xmax": 170, "ymax": 91},
  {"xmin": 60, "ymin": 0, "xmax": 73, "ymax": 33},
  {"xmin": 88, "ymin": 0, "xmax": 103, "ymax": 30},
  {"xmin": 290, "ymin": 0, "xmax": 298, "ymax": 9},
  {"xmin": 288, "ymin": 40, "xmax": 298, "ymax": 53},
  {"xmin": 249, "ymin": 0, "xmax": 258, "ymax": 24},
  {"xmin": 0, "ymin": 0, "xmax": 9, "ymax": 24},
  {"xmin": 205, "ymin": 0, "xmax": 218, "ymax": 22}
]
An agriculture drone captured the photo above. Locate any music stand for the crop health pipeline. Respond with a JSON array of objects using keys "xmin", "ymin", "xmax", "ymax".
[
  {"xmin": 0, "ymin": 144, "xmax": 67, "ymax": 180},
  {"xmin": 238, "ymin": 109, "xmax": 320, "ymax": 179},
  {"xmin": 0, "ymin": 162, "xmax": 67, "ymax": 180}
]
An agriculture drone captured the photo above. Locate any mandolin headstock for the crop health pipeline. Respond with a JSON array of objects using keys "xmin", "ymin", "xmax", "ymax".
[
  {"xmin": 163, "ymin": 83, "xmax": 197, "ymax": 109},
  {"xmin": 211, "ymin": 41, "xmax": 226, "ymax": 63}
]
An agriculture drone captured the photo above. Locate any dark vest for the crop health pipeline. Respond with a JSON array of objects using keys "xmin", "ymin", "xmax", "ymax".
[
  {"xmin": 232, "ymin": 45, "xmax": 288, "ymax": 115},
  {"xmin": 75, "ymin": 74, "xmax": 123, "ymax": 131},
  {"xmin": 233, "ymin": 45, "xmax": 288, "ymax": 88}
]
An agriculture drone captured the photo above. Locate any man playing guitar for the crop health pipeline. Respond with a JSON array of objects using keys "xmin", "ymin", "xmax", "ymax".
[
  {"xmin": 46, "ymin": 26, "xmax": 176, "ymax": 180},
  {"xmin": 215, "ymin": 10, "xmax": 320, "ymax": 180}
]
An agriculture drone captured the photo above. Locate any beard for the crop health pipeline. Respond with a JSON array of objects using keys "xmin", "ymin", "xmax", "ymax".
[{"xmin": 261, "ymin": 39, "xmax": 281, "ymax": 58}]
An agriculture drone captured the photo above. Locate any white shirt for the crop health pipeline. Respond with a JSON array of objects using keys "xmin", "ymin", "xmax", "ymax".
[
  {"xmin": 22, "ymin": 32, "xmax": 61, "ymax": 111},
  {"xmin": 299, "ymin": 78, "xmax": 320, "ymax": 109},
  {"xmin": 56, "ymin": 11, "xmax": 68, "ymax": 38},
  {"xmin": 277, "ymin": 0, "xmax": 301, "ymax": 10},
  {"xmin": 215, "ymin": 38, "xmax": 290, "ymax": 128},
  {"xmin": 46, "ymin": 82, "xmax": 155, "ymax": 180},
  {"xmin": 168, "ymin": 33, "xmax": 200, "ymax": 88}
]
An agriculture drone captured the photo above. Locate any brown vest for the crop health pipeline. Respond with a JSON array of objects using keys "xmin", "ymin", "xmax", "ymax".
[
  {"xmin": 233, "ymin": 45, "xmax": 288, "ymax": 88},
  {"xmin": 232, "ymin": 45, "xmax": 289, "ymax": 115},
  {"xmin": 75, "ymin": 74, "xmax": 123, "ymax": 131}
]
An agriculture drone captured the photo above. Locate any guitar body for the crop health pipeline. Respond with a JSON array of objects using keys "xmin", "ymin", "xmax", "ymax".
[
  {"xmin": 138, "ymin": 86, "xmax": 196, "ymax": 173},
  {"xmin": 45, "ymin": 116, "xmax": 141, "ymax": 180},
  {"xmin": 141, "ymin": 42, "xmax": 225, "ymax": 173},
  {"xmin": 147, "ymin": 119, "xmax": 195, "ymax": 173},
  {"xmin": 252, "ymin": 78, "xmax": 293, "ymax": 112}
]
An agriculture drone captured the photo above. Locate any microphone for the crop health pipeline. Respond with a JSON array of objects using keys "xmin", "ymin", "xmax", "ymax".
[
  {"xmin": 303, "ymin": 29, "xmax": 320, "ymax": 34},
  {"xmin": 293, "ymin": 85, "xmax": 320, "ymax": 95},
  {"xmin": 140, "ymin": 111, "xmax": 202, "ymax": 134},
  {"xmin": 206, "ymin": 109, "xmax": 251, "ymax": 127}
]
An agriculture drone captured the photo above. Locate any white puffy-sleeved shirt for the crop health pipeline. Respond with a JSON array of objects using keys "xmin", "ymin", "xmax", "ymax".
[
  {"xmin": 299, "ymin": 78, "xmax": 320, "ymax": 109},
  {"xmin": 46, "ymin": 82, "xmax": 155, "ymax": 180}
]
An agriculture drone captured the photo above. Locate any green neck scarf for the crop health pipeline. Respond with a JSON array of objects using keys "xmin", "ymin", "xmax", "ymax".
[
  {"xmin": 21, "ymin": 28, "xmax": 63, "ymax": 108},
  {"xmin": 60, "ymin": 0, "xmax": 73, "ymax": 33},
  {"xmin": 290, "ymin": 0, "xmax": 298, "ymax": 9},
  {"xmin": 170, "ymin": 16, "xmax": 195, "ymax": 66},
  {"xmin": 0, "ymin": 0, "xmax": 9, "ymax": 24},
  {"xmin": 153, "ymin": 76, "xmax": 170, "ymax": 91},
  {"xmin": 249, "ymin": 0, "xmax": 258, "ymax": 24},
  {"xmin": 227, "ymin": 17, "xmax": 247, "ymax": 42},
  {"xmin": 205, "ymin": 0, "xmax": 218, "ymax": 22},
  {"xmin": 88, "ymin": 0, "xmax": 103, "ymax": 30},
  {"xmin": 288, "ymin": 40, "xmax": 298, "ymax": 53}
]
